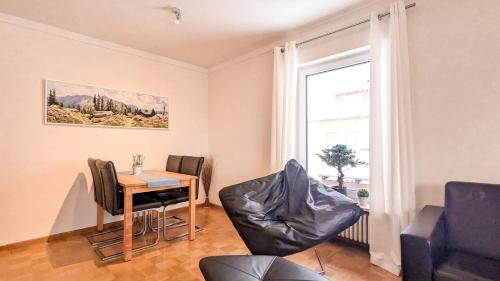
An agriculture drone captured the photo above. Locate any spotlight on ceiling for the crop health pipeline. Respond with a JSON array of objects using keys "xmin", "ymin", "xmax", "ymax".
[{"xmin": 171, "ymin": 7, "xmax": 181, "ymax": 25}]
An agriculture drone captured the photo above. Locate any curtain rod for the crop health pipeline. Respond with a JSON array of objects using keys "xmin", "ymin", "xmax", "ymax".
[{"xmin": 282, "ymin": 2, "xmax": 416, "ymax": 50}]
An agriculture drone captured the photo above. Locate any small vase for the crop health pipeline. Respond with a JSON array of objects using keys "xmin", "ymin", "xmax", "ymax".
[
  {"xmin": 133, "ymin": 165, "xmax": 143, "ymax": 175},
  {"xmin": 358, "ymin": 196, "xmax": 369, "ymax": 207}
]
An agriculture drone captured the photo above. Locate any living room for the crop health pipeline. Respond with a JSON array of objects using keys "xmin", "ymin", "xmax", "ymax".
[{"xmin": 0, "ymin": 0, "xmax": 498, "ymax": 280}]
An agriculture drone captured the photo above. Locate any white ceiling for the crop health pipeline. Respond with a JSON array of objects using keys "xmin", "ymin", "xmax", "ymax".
[{"xmin": 0, "ymin": 0, "xmax": 368, "ymax": 67}]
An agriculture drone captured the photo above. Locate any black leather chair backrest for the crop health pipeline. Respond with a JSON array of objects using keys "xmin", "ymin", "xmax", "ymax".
[
  {"xmin": 166, "ymin": 155, "xmax": 183, "ymax": 173},
  {"xmin": 180, "ymin": 156, "xmax": 204, "ymax": 198},
  {"xmin": 88, "ymin": 158, "xmax": 104, "ymax": 207},
  {"xmin": 219, "ymin": 159, "xmax": 362, "ymax": 256},
  {"xmin": 96, "ymin": 160, "xmax": 121, "ymax": 216},
  {"xmin": 445, "ymin": 181, "xmax": 500, "ymax": 260}
]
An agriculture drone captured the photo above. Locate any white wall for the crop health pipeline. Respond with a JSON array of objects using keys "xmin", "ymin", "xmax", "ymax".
[
  {"xmin": 0, "ymin": 19, "xmax": 209, "ymax": 246},
  {"xmin": 208, "ymin": 0, "xmax": 500, "ymax": 210},
  {"xmin": 208, "ymin": 52, "xmax": 273, "ymax": 205},
  {"xmin": 409, "ymin": 0, "xmax": 500, "ymax": 208}
]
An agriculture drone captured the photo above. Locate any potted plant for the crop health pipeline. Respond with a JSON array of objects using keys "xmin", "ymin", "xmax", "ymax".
[
  {"xmin": 132, "ymin": 154, "xmax": 145, "ymax": 175},
  {"xmin": 317, "ymin": 144, "xmax": 366, "ymax": 195},
  {"xmin": 357, "ymin": 188, "xmax": 369, "ymax": 206}
]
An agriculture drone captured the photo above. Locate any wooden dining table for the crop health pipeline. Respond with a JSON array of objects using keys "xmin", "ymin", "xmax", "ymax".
[{"xmin": 95, "ymin": 170, "xmax": 198, "ymax": 261}]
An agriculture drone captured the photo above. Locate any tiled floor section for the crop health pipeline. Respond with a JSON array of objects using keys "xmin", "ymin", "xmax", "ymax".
[{"xmin": 0, "ymin": 207, "xmax": 400, "ymax": 281}]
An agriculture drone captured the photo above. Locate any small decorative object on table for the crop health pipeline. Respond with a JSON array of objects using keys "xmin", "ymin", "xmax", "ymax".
[
  {"xmin": 317, "ymin": 144, "xmax": 367, "ymax": 195},
  {"xmin": 357, "ymin": 188, "xmax": 369, "ymax": 207},
  {"xmin": 132, "ymin": 154, "xmax": 145, "ymax": 175},
  {"xmin": 201, "ymin": 156, "xmax": 213, "ymax": 208}
]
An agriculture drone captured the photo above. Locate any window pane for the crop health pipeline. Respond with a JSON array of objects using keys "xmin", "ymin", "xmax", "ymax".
[{"xmin": 306, "ymin": 62, "xmax": 370, "ymax": 187}]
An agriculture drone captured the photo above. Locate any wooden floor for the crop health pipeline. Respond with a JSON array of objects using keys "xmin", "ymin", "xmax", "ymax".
[{"xmin": 0, "ymin": 207, "xmax": 400, "ymax": 281}]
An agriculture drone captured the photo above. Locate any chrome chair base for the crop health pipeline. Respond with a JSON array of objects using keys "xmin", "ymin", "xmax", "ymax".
[
  {"xmin": 86, "ymin": 211, "xmax": 147, "ymax": 247},
  {"xmin": 94, "ymin": 210, "xmax": 161, "ymax": 262},
  {"xmin": 161, "ymin": 207, "xmax": 202, "ymax": 241},
  {"xmin": 149, "ymin": 208, "xmax": 203, "ymax": 241},
  {"xmin": 149, "ymin": 214, "xmax": 184, "ymax": 232},
  {"xmin": 163, "ymin": 222, "xmax": 202, "ymax": 241},
  {"xmin": 314, "ymin": 248, "xmax": 325, "ymax": 275}
]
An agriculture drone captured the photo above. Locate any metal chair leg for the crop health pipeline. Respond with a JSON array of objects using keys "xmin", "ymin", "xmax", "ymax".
[
  {"xmin": 149, "ymin": 208, "xmax": 203, "ymax": 241},
  {"xmin": 93, "ymin": 211, "xmax": 148, "ymax": 249},
  {"xmin": 162, "ymin": 220, "xmax": 202, "ymax": 241},
  {"xmin": 149, "ymin": 207, "xmax": 185, "ymax": 232},
  {"xmin": 86, "ymin": 211, "xmax": 147, "ymax": 247},
  {"xmin": 314, "ymin": 248, "xmax": 325, "ymax": 275},
  {"xmin": 94, "ymin": 210, "xmax": 161, "ymax": 262}
]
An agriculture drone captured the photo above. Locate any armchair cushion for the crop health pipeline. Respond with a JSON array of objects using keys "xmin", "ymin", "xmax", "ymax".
[
  {"xmin": 434, "ymin": 250, "xmax": 500, "ymax": 281},
  {"xmin": 401, "ymin": 205, "xmax": 446, "ymax": 281},
  {"xmin": 445, "ymin": 182, "xmax": 500, "ymax": 260}
]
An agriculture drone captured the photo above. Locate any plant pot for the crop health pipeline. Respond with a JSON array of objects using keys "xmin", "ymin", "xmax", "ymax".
[
  {"xmin": 358, "ymin": 196, "xmax": 369, "ymax": 207},
  {"xmin": 333, "ymin": 187, "xmax": 347, "ymax": 195},
  {"xmin": 133, "ymin": 165, "xmax": 143, "ymax": 175}
]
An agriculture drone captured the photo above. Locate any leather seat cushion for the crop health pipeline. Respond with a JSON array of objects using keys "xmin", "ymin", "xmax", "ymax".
[
  {"xmin": 115, "ymin": 192, "xmax": 162, "ymax": 214},
  {"xmin": 434, "ymin": 250, "xmax": 500, "ymax": 281},
  {"xmin": 161, "ymin": 195, "xmax": 189, "ymax": 206},
  {"xmin": 199, "ymin": 255, "xmax": 328, "ymax": 281},
  {"xmin": 155, "ymin": 189, "xmax": 189, "ymax": 206}
]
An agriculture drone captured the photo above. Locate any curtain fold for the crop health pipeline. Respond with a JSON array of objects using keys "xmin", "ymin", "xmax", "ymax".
[
  {"xmin": 271, "ymin": 42, "xmax": 299, "ymax": 172},
  {"xmin": 368, "ymin": 0, "xmax": 415, "ymax": 275}
]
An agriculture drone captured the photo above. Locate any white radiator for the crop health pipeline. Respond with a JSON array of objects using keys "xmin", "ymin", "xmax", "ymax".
[{"xmin": 338, "ymin": 211, "xmax": 369, "ymax": 246}]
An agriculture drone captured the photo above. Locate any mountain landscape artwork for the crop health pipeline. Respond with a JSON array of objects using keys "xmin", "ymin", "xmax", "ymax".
[{"xmin": 45, "ymin": 80, "xmax": 169, "ymax": 129}]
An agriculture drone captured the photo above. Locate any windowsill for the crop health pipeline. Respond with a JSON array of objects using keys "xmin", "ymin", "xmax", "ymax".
[
  {"xmin": 319, "ymin": 179, "xmax": 369, "ymax": 191},
  {"xmin": 358, "ymin": 204, "xmax": 370, "ymax": 212},
  {"xmin": 319, "ymin": 179, "xmax": 370, "ymax": 212}
]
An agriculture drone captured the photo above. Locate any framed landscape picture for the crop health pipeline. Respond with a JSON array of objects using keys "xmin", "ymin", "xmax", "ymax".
[{"xmin": 45, "ymin": 80, "xmax": 169, "ymax": 129}]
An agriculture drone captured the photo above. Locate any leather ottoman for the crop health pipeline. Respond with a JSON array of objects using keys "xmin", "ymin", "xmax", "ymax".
[{"xmin": 199, "ymin": 255, "xmax": 328, "ymax": 281}]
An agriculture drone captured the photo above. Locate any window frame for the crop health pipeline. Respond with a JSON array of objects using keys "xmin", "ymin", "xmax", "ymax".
[{"xmin": 298, "ymin": 47, "xmax": 370, "ymax": 173}]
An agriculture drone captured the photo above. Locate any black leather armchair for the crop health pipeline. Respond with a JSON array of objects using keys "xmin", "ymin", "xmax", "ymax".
[
  {"xmin": 199, "ymin": 159, "xmax": 361, "ymax": 281},
  {"xmin": 220, "ymin": 159, "xmax": 363, "ymax": 257},
  {"xmin": 401, "ymin": 181, "xmax": 500, "ymax": 281}
]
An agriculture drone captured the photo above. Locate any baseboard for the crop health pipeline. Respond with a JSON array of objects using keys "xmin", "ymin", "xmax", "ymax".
[{"xmin": 0, "ymin": 203, "xmax": 209, "ymax": 250}]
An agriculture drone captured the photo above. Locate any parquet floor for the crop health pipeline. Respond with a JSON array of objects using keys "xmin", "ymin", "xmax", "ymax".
[{"xmin": 0, "ymin": 207, "xmax": 400, "ymax": 281}]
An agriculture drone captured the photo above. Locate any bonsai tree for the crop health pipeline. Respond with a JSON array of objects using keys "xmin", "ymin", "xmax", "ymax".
[{"xmin": 317, "ymin": 144, "xmax": 367, "ymax": 190}]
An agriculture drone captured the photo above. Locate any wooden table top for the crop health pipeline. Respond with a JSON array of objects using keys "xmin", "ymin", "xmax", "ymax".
[{"xmin": 117, "ymin": 170, "xmax": 197, "ymax": 188}]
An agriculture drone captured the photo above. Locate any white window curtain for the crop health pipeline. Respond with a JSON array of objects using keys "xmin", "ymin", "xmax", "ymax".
[
  {"xmin": 271, "ymin": 42, "xmax": 300, "ymax": 172},
  {"xmin": 368, "ymin": 0, "xmax": 416, "ymax": 276}
]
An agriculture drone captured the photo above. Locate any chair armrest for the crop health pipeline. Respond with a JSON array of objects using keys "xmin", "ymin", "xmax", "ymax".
[{"xmin": 401, "ymin": 205, "xmax": 446, "ymax": 281}]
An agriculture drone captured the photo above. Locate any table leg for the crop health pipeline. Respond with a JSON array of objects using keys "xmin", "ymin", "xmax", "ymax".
[
  {"xmin": 188, "ymin": 178, "xmax": 196, "ymax": 241},
  {"xmin": 123, "ymin": 188, "xmax": 133, "ymax": 261},
  {"xmin": 96, "ymin": 203, "xmax": 104, "ymax": 232}
]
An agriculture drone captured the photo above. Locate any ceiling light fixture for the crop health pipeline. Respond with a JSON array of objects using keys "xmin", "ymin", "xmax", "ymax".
[{"xmin": 171, "ymin": 7, "xmax": 181, "ymax": 25}]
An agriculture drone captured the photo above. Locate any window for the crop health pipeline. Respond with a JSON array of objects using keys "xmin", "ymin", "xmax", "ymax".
[{"xmin": 303, "ymin": 53, "xmax": 370, "ymax": 191}]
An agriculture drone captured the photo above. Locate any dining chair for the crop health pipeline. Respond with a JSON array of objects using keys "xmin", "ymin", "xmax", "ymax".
[
  {"xmin": 86, "ymin": 158, "xmax": 148, "ymax": 247},
  {"xmin": 155, "ymin": 156, "xmax": 204, "ymax": 240},
  {"xmin": 86, "ymin": 158, "xmax": 145, "ymax": 246},
  {"xmin": 149, "ymin": 155, "xmax": 186, "ymax": 229},
  {"xmin": 94, "ymin": 160, "xmax": 163, "ymax": 261},
  {"xmin": 166, "ymin": 154, "xmax": 183, "ymax": 172}
]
